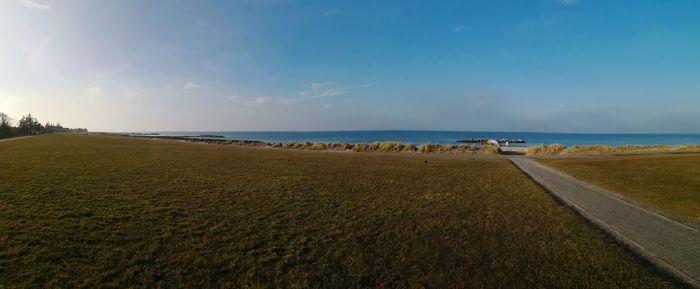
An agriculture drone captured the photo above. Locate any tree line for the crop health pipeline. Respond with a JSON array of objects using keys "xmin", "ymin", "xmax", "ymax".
[{"xmin": 0, "ymin": 112, "xmax": 87, "ymax": 139}]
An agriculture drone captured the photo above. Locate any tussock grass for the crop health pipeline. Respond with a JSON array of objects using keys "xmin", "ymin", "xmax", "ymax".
[
  {"xmin": 351, "ymin": 142, "xmax": 370, "ymax": 152},
  {"xmin": 378, "ymin": 141, "xmax": 404, "ymax": 152},
  {"xmin": 0, "ymin": 134, "xmax": 679, "ymax": 288},
  {"xmin": 526, "ymin": 144, "xmax": 566, "ymax": 155},
  {"xmin": 416, "ymin": 143, "xmax": 501, "ymax": 154},
  {"xmin": 129, "ymin": 135, "xmax": 700, "ymax": 156},
  {"xmin": 525, "ymin": 143, "xmax": 700, "ymax": 155},
  {"xmin": 327, "ymin": 142, "xmax": 353, "ymax": 151},
  {"xmin": 565, "ymin": 144, "xmax": 700, "ymax": 155},
  {"xmin": 538, "ymin": 154, "xmax": 700, "ymax": 224},
  {"xmin": 193, "ymin": 138, "xmax": 268, "ymax": 146},
  {"xmin": 130, "ymin": 135, "xmax": 502, "ymax": 155},
  {"xmin": 417, "ymin": 143, "xmax": 432, "ymax": 153},
  {"xmin": 402, "ymin": 143, "xmax": 418, "ymax": 152},
  {"xmin": 280, "ymin": 140, "xmax": 499, "ymax": 154},
  {"xmin": 478, "ymin": 144, "xmax": 502, "ymax": 154}
]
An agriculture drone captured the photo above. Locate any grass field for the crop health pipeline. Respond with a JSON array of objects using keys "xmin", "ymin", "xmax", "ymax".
[
  {"xmin": 538, "ymin": 154, "xmax": 700, "ymax": 225},
  {"xmin": 0, "ymin": 134, "xmax": 681, "ymax": 288},
  {"xmin": 525, "ymin": 144, "xmax": 700, "ymax": 156}
]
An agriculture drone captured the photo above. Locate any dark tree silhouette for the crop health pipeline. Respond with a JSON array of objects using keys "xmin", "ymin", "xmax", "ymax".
[
  {"xmin": 0, "ymin": 112, "xmax": 85, "ymax": 139},
  {"xmin": 0, "ymin": 112, "xmax": 12, "ymax": 138}
]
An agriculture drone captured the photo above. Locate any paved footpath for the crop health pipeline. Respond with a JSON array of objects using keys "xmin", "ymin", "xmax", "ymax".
[{"xmin": 509, "ymin": 156, "xmax": 700, "ymax": 288}]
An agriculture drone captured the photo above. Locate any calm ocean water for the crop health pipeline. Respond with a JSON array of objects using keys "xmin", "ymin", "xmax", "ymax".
[{"xmin": 147, "ymin": 131, "xmax": 700, "ymax": 147}]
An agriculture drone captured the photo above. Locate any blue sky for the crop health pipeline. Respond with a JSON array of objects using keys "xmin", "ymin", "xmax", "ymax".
[{"xmin": 1, "ymin": 0, "xmax": 699, "ymax": 132}]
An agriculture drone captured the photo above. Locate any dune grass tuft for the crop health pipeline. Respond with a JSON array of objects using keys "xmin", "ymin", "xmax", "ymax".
[
  {"xmin": 126, "ymin": 135, "xmax": 503, "ymax": 155},
  {"xmin": 283, "ymin": 141, "xmax": 301, "ymax": 149},
  {"xmin": 478, "ymin": 144, "xmax": 502, "ymax": 154},
  {"xmin": 377, "ymin": 141, "xmax": 404, "ymax": 152},
  {"xmin": 526, "ymin": 144, "xmax": 566, "ymax": 155},
  {"xmin": 130, "ymin": 135, "xmax": 700, "ymax": 156},
  {"xmin": 565, "ymin": 144, "xmax": 700, "ymax": 155},
  {"xmin": 413, "ymin": 143, "xmax": 501, "ymax": 154},
  {"xmin": 525, "ymin": 143, "xmax": 700, "ymax": 155},
  {"xmin": 351, "ymin": 143, "xmax": 370, "ymax": 152}
]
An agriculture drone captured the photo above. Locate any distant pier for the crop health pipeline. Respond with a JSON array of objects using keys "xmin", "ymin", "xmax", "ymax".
[{"xmin": 457, "ymin": 138, "xmax": 525, "ymax": 144}]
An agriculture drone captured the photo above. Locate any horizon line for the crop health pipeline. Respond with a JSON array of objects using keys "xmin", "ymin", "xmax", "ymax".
[{"xmin": 106, "ymin": 129, "xmax": 700, "ymax": 135}]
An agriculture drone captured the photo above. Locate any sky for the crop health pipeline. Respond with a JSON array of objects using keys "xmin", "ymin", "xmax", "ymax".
[{"xmin": 1, "ymin": 0, "xmax": 699, "ymax": 133}]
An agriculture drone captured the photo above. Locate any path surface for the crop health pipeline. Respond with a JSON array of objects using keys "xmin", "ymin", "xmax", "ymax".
[
  {"xmin": 0, "ymin": 136, "xmax": 32, "ymax": 143},
  {"xmin": 509, "ymin": 156, "xmax": 700, "ymax": 288}
]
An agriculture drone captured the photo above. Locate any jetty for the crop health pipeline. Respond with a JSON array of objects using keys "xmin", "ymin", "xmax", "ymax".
[
  {"xmin": 169, "ymin": 134, "xmax": 225, "ymax": 139},
  {"xmin": 457, "ymin": 138, "xmax": 525, "ymax": 144},
  {"xmin": 123, "ymin": 133, "xmax": 224, "ymax": 139}
]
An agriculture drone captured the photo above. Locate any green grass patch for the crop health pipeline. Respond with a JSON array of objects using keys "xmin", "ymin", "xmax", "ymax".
[
  {"xmin": 538, "ymin": 155, "xmax": 700, "ymax": 224},
  {"xmin": 0, "ymin": 134, "xmax": 680, "ymax": 288}
]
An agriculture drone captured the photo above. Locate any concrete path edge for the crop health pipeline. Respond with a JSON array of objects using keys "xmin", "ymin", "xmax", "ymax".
[{"xmin": 509, "ymin": 157, "xmax": 700, "ymax": 289}]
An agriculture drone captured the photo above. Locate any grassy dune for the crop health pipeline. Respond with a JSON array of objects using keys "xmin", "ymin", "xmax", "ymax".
[
  {"xmin": 0, "ymin": 134, "xmax": 680, "ymax": 288},
  {"xmin": 526, "ymin": 144, "xmax": 700, "ymax": 156},
  {"xmin": 539, "ymin": 154, "xmax": 700, "ymax": 224},
  {"xmin": 143, "ymin": 136, "xmax": 502, "ymax": 155},
  {"xmin": 283, "ymin": 141, "xmax": 502, "ymax": 154},
  {"xmin": 526, "ymin": 144, "xmax": 566, "ymax": 155},
  {"xmin": 565, "ymin": 144, "xmax": 700, "ymax": 155}
]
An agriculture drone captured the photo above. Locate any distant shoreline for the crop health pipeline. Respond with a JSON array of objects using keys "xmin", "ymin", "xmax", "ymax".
[
  {"xmin": 112, "ymin": 134, "xmax": 503, "ymax": 155},
  {"xmin": 115, "ymin": 130, "xmax": 700, "ymax": 147},
  {"xmin": 111, "ymin": 133, "xmax": 700, "ymax": 156}
]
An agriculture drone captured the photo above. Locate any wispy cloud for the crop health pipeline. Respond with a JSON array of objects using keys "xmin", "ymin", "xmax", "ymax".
[
  {"xmin": 233, "ymin": 82, "xmax": 374, "ymax": 107},
  {"xmin": 298, "ymin": 82, "xmax": 374, "ymax": 99},
  {"xmin": 558, "ymin": 0, "xmax": 578, "ymax": 6},
  {"xmin": 227, "ymin": 94, "xmax": 276, "ymax": 107},
  {"xmin": 302, "ymin": 82, "xmax": 347, "ymax": 98},
  {"xmin": 228, "ymin": 94, "xmax": 243, "ymax": 102},
  {"xmin": 17, "ymin": 0, "xmax": 50, "ymax": 10},
  {"xmin": 183, "ymin": 82, "xmax": 201, "ymax": 90},
  {"xmin": 453, "ymin": 25, "xmax": 467, "ymax": 33},
  {"xmin": 244, "ymin": 97, "xmax": 274, "ymax": 106}
]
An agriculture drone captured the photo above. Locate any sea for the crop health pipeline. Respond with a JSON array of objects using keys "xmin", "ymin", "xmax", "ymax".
[{"xmin": 142, "ymin": 131, "xmax": 700, "ymax": 147}]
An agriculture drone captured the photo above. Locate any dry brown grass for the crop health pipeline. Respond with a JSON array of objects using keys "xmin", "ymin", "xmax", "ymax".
[
  {"xmin": 525, "ymin": 144, "xmax": 700, "ymax": 155},
  {"xmin": 415, "ymin": 143, "xmax": 501, "ymax": 154},
  {"xmin": 377, "ymin": 141, "xmax": 404, "ymax": 152},
  {"xmin": 564, "ymin": 144, "xmax": 700, "ymax": 155},
  {"xmin": 133, "ymin": 135, "xmax": 700, "ymax": 156},
  {"xmin": 478, "ymin": 144, "xmax": 502, "ymax": 154},
  {"xmin": 282, "ymin": 141, "xmax": 301, "ymax": 149},
  {"xmin": 538, "ymin": 154, "xmax": 700, "ymax": 223},
  {"xmin": 278, "ymin": 141, "xmax": 499, "ymax": 154},
  {"xmin": 0, "ymin": 134, "xmax": 679, "ymax": 288},
  {"xmin": 526, "ymin": 144, "xmax": 566, "ymax": 155},
  {"xmin": 130, "ymin": 136, "xmax": 503, "ymax": 155}
]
